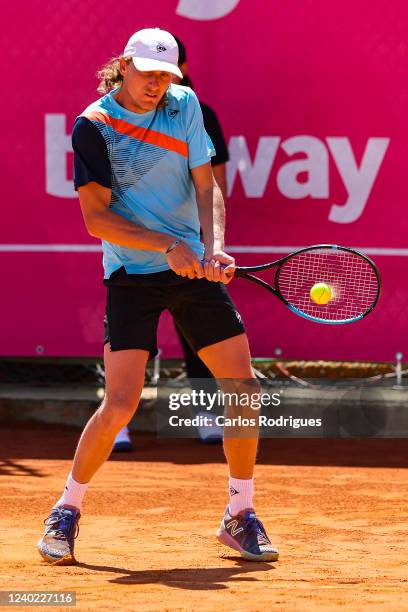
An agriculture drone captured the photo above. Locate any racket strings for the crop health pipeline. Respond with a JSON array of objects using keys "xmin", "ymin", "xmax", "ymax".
[{"xmin": 276, "ymin": 249, "xmax": 379, "ymax": 322}]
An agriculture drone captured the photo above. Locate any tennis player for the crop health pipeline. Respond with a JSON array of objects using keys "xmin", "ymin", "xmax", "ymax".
[{"xmin": 37, "ymin": 28, "xmax": 278, "ymax": 564}]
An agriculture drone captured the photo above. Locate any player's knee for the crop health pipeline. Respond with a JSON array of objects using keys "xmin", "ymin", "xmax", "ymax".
[{"xmin": 98, "ymin": 397, "xmax": 138, "ymax": 430}]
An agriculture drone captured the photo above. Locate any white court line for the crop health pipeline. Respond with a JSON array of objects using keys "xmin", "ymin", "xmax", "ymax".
[{"xmin": 0, "ymin": 244, "xmax": 407, "ymax": 256}]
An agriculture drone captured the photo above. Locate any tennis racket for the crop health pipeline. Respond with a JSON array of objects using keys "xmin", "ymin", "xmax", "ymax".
[{"xmin": 230, "ymin": 245, "xmax": 381, "ymax": 324}]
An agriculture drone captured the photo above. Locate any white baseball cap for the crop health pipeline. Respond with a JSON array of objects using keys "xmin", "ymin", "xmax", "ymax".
[{"xmin": 124, "ymin": 28, "xmax": 183, "ymax": 78}]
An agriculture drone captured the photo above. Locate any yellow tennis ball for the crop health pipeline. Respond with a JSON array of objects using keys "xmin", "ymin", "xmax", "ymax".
[{"xmin": 310, "ymin": 282, "xmax": 333, "ymax": 305}]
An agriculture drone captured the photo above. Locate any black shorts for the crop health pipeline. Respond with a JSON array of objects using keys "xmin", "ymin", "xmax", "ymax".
[{"xmin": 103, "ymin": 267, "xmax": 245, "ymax": 359}]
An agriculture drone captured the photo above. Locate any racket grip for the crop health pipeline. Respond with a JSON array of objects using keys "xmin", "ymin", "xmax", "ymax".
[{"xmin": 200, "ymin": 260, "xmax": 236, "ymax": 278}]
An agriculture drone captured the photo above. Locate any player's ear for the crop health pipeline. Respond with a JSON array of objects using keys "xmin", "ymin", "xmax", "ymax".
[{"xmin": 118, "ymin": 57, "xmax": 129, "ymax": 77}]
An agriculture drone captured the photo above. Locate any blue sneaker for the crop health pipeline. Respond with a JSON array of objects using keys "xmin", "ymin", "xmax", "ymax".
[
  {"xmin": 112, "ymin": 426, "xmax": 133, "ymax": 453},
  {"xmin": 37, "ymin": 507, "xmax": 80, "ymax": 565},
  {"xmin": 217, "ymin": 507, "xmax": 279, "ymax": 561}
]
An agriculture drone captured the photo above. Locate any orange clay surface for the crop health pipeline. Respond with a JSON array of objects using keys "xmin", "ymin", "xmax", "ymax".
[{"xmin": 1, "ymin": 424, "xmax": 408, "ymax": 611}]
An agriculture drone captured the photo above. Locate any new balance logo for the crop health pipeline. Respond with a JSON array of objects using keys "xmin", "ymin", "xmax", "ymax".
[
  {"xmin": 168, "ymin": 109, "xmax": 179, "ymax": 119},
  {"xmin": 257, "ymin": 532, "xmax": 270, "ymax": 545},
  {"xmin": 229, "ymin": 486, "xmax": 239, "ymax": 496},
  {"xmin": 157, "ymin": 43, "xmax": 167, "ymax": 53},
  {"xmin": 226, "ymin": 519, "xmax": 244, "ymax": 536}
]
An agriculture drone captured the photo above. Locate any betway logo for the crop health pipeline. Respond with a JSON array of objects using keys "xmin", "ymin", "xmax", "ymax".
[
  {"xmin": 227, "ymin": 136, "xmax": 389, "ymax": 223},
  {"xmin": 45, "ymin": 114, "xmax": 389, "ymax": 224}
]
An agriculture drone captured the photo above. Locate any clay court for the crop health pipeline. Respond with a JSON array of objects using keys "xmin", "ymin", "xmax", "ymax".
[{"xmin": 1, "ymin": 424, "xmax": 407, "ymax": 611}]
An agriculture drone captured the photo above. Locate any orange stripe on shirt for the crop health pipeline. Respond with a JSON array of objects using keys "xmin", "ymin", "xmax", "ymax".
[{"xmin": 82, "ymin": 111, "xmax": 188, "ymax": 158}]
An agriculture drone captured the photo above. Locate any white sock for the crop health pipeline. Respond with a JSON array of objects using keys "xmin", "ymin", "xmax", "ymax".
[
  {"xmin": 229, "ymin": 477, "xmax": 254, "ymax": 515},
  {"xmin": 55, "ymin": 472, "xmax": 89, "ymax": 512}
]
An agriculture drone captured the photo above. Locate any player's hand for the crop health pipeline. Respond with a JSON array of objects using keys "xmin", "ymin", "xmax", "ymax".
[
  {"xmin": 203, "ymin": 250, "xmax": 236, "ymax": 284},
  {"xmin": 166, "ymin": 241, "xmax": 204, "ymax": 279}
]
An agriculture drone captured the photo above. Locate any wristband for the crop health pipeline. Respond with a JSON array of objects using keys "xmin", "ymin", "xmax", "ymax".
[{"xmin": 165, "ymin": 239, "xmax": 181, "ymax": 254}]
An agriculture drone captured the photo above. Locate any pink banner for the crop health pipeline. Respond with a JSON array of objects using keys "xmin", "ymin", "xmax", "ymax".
[{"xmin": 1, "ymin": 1, "xmax": 406, "ymax": 360}]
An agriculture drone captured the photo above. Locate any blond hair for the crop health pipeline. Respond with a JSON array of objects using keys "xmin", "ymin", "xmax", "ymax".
[{"xmin": 96, "ymin": 57, "xmax": 169, "ymax": 109}]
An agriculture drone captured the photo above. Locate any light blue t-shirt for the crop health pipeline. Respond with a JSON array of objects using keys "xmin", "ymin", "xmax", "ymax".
[{"xmin": 73, "ymin": 85, "xmax": 215, "ymax": 276}]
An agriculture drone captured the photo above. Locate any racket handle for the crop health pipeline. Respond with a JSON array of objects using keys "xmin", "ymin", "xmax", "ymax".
[{"xmin": 200, "ymin": 260, "xmax": 236, "ymax": 277}]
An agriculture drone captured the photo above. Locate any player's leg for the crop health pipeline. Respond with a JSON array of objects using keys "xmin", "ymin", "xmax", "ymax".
[
  {"xmin": 198, "ymin": 333, "xmax": 279, "ymax": 562},
  {"xmin": 171, "ymin": 279, "xmax": 258, "ymax": 480},
  {"xmin": 172, "ymin": 278, "xmax": 278, "ymax": 561},
  {"xmin": 61, "ymin": 280, "xmax": 161, "ymax": 494},
  {"xmin": 38, "ymin": 279, "xmax": 163, "ymax": 565},
  {"xmin": 37, "ymin": 346, "xmax": 148, "ymax": 565},
  {"xmin": 70, "ymin": 345, "xmax": 148, "ymax": 484},
  {"xmin": 198, "ymin": 333, "xmax": 258, "ymax": 478}
]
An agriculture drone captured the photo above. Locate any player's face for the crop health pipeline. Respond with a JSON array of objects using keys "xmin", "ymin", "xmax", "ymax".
[{"xmin": 119, "ymin": 61, "xmax": 172, "ymax": 113}]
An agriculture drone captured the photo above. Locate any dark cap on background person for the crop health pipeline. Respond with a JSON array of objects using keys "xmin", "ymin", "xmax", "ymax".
[
  {"xmin": 173, "ymin": 35, "xmax": 187, "ymax": 66},
  {"xmin": 172, "ymin": 35, "xmax": 192, "ymax": 88}
]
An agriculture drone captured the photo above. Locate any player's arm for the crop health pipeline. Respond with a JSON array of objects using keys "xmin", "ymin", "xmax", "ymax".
[
  {"xmin": 78, "ymin": 182, "xmax": 172, "ymax": 251},
  {"xmin": 186, "ymin": 92, "xmax": 234, "ymax": 283},
  {"xmin": 191, "ymin": 162, "xmax": 235, "ymax": 284},
  {"xmin": 73, "ymin": 117, "xmax": 201, "ymax": 279},
  {"xmin": 77, "ymin": 184, "xmax": 202, "ymax": 279}
]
